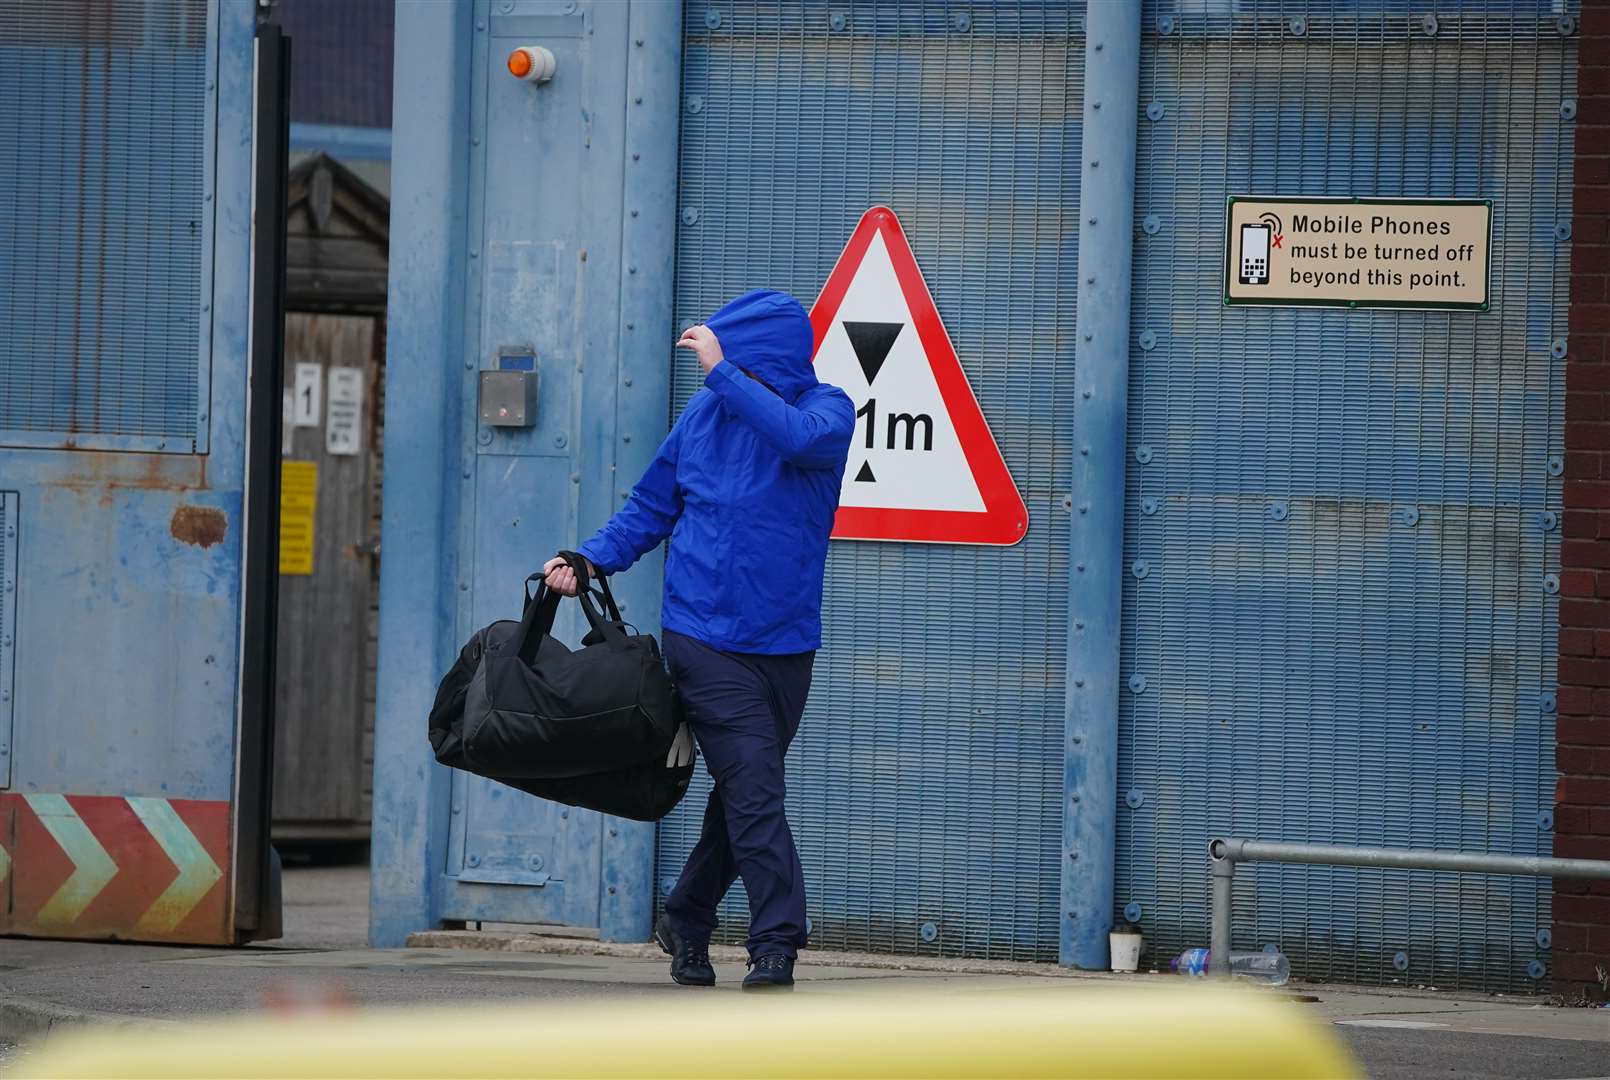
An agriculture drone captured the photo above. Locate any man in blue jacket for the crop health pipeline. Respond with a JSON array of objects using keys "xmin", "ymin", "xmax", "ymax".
[{"xmin": 544, "ymin": 289, "xmax": 854, "ymax": 990}]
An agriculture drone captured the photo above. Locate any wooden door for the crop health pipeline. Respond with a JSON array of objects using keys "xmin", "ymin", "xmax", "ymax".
[{"xmin": 273, "ymin": 313, "xmax": 379, "ymax": 830}]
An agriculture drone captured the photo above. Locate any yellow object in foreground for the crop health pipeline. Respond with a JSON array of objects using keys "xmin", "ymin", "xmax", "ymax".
[{"xmin": 22, "ymin": 984, "xmax": 1360, "ymax": 1079}]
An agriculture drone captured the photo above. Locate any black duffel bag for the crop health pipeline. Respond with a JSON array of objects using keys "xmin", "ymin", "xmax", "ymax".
[
  {"xmin": 427, "ymin": 555, "xmax": 692, "ymax": 821},
  {"xmin": 429, "ymin": 634, "xmax": 694, "ymax": 822}
]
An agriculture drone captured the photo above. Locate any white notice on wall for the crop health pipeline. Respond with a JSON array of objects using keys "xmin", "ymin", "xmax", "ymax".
[
  {"xmin": 326, "ymin": 367, "xmax": 364, "ymax": 457},
  {"xmin": 293, "ymin": 362, "xmax": 322, "ymax": 428}
]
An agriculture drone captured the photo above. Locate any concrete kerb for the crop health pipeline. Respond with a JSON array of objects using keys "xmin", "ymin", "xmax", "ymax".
[
  {"xmin": 405, "ymin": 929, "xmax": 1134, "ymax": 980},
  {"xmin": 0, "ymin": 997, "xmax": 177, "ymax": 1043}
]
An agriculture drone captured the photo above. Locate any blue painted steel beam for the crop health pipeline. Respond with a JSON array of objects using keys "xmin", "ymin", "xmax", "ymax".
[
  {"xmin": 289, "ymin": 122, "xmax": 392, "ymax": 161},
  {"xmin": 368, "ymin": 0, "xmax": 474, "ymax": 948},
  {"xmin": 596, "ymin": 0, "xmax": 683, "ymax": 944},
  {"xmin": 1062, "ymin": 2, "xmax": 1141, "ymax": 970}
]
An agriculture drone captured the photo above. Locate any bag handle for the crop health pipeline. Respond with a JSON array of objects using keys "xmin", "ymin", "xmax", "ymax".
[{"xmin": 555, "ymin": 550, "xmax": 630, "ymax": 650}]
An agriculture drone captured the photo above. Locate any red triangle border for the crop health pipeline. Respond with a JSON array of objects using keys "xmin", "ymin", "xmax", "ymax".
[{"xmin": 809, "ymin": 206, "xmax": 1028, "ymax": 545}]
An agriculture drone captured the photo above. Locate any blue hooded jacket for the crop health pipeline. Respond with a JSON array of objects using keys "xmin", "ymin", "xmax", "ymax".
[{"xmin": 578, "ymin": 290, "xmax": 855, "ymax": 654}]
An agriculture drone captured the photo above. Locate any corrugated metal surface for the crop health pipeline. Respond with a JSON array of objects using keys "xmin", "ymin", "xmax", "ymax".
[
  {"xmin": 1118, "ymin": 1, "xmax": 1574, "ymax": 990},
  {"xmin": 0, "ymin": 0, "xmax": 209, "ymax": 450},
  {"xmin": 659, "ymin": 0, "xmax": 1084, "ymax": 961}
]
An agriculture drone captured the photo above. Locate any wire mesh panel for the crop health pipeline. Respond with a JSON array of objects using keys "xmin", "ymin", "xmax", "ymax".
[
  {"xmin": 660, "ymin": 0, "xmax": 1084, "ymax": 961},
  {"xmin": 0, "ymin": 0, "xmax": 210, "ymax": 451},
  {"xmin": 1119, "ymin": 1, "xmax": 1574, "ymax": 991}
]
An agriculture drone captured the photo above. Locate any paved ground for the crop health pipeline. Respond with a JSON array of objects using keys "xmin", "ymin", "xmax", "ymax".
[{"xmin": 0, "ymin": 860, "xmax": 1603, "ymax": 1079}]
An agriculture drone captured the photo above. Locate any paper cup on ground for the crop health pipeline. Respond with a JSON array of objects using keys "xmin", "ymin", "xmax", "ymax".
[{"xmin": 1109, "ymin": 931, "xmax": 1142, "ymax": 973}]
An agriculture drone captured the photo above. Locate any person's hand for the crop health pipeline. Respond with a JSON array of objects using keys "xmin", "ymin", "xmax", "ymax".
[
  {"xmin": 542, "ymin": 555, "xmax": 593, "ymax": 597},
  {"xmin": 666, "ymin": 723, "xmax": 694, "ymax": 768},
  {"xmin": 676, "ymin": 324, "xmax": 724, "ymax": 375}
]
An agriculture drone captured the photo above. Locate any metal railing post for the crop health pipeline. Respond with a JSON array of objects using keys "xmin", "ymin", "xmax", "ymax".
[{"xmin": 1209, "ymin": 853, "xmax": 1235, "ymax": 981}]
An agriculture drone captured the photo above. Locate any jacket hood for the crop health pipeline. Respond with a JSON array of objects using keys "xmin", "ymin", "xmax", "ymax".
[{"xmin": 704, "ymin": 289, "xmax": 818, "ymax": 401}]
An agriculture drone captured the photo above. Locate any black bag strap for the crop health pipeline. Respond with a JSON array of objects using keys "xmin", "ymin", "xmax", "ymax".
[{"xmin": 555, "ymin": 551, "xmax": 630, "ymax": 650}]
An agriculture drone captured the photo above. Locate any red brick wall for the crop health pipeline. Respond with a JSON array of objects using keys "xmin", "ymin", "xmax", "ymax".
[{"xmin": 1557, "ymin": 4, "xmax": 1610, "ymax": 1003}]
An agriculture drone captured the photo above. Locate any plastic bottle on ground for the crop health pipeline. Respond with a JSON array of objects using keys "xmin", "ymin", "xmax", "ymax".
[{"xmin": 1171, "ymin": 948, "xmax": 1290, "ymax": 986}]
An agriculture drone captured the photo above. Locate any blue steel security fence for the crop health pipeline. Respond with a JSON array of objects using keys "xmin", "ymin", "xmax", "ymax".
[
  {"xmin": 1119, "ymin": 1, "xmax": 1575, "ymax": 991},
  {"xmin": 0, "ymin": 0, "xmax": 211, "ymax": 452},
  {"xmin": 659, "ymin": 0, "xmax": 1084, "ymax": 961}
]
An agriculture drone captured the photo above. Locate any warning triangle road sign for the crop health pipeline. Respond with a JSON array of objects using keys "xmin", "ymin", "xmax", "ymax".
[{"xmin": 809, "ymin": 206, "xmax": 1027, "ymax": 545}]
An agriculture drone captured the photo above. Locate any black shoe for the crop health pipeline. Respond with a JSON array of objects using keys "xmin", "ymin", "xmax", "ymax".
[
  {"xmin": 655, "ymin": 914, "xmax": 715, "ymax": 987},
  {"xmin": 743, "ymin": 953, "xmax": 795, "ymax": 991}
]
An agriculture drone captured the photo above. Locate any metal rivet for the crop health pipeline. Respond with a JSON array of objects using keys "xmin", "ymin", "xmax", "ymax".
[
  {"xmin": 1131, "ymin": 559, "xmax": 1150, "ymax": 580},
  {"xmin": 1552, "ymin": 338, "xmax": 1568, "ymax": 359},
  {"xmin": 1146, "ymin": 101, "xmax": 1164, "ymax": 122},
  {"xmin": 1561, "ymin": 100, "xmax": 1578, "ymax": 121},
  {"xmin": 467, "ymin": 853, "xmax": 481, "ymax": 867},
  {"xmin": 1537, "ymin": 810, "xmax": 1554, "ymax": 831},
  {"xmin": 1128, "ymin": 675, "xmax": 1147, "ymax": 695},
  {"xmin": 465, "ymin": 360, "xmax": 474, "ymax": 369},
  {"xmin": 608, "ymin": 886, "xmax": 617, "ymax": 895},
  {"xmin": 528, "ymin": 854, "xmax": 544, "ymax": 870},
  {"xmin": 1090, "ymin": 160, "xmax": 1099, "ymax": 169},
  {"xmin": 626, "ymin": 322, "xmax": 635, "ymax": 331},
  {"xmin": 1543, "ymin": 574, "xmax": 1561, "ymax": 595},
  {"xmin": 1542, "ymin": 692, "xmax": 1557, "ymax": 714},
  {"xmin": 687, "ymin": 95, "xmax": 704, "ymax": 115},
  {"xmin": 636, "ymin": 39, "xmax": 644, "ymax": 46},
  {"xmin": 1083, "ymin": 333, "xmax": 1093, "ymax": 342},
  {"xmin": 1140, "ymin": 497, "xmax": 1159, "ymax": 516},
  {"xmin": 1078, "ymin": 504, "xmax": 1089, "ymax": 514},
  {"xmin": 608, "ymin": 828, "xmax": 618, "ymax": 838},
  {"xmin": 632, "ymin": 152, "xmax": 640, "ymax": 161},
  {"xmin": 1556, "ymin": 221, "xmax": 1573, "ymax": 241},
  {"xmin": 920, "ymin": 921, "xmax": 938, "ymax": 942},
  {"xmin": 705, "ymin": 8, "xmax": 720, "ymax": 29},
  {"xmin": 1143, "ymin": 214, "xmax": 1162, "ymax": 235},
  {"xmin": 1157, "ymin": 14, "xmax": 1174, "ymax": 35},
  {"xmin": 1290, "ymin": 15, "xmax": 1307, "ymax": 36},
  {"xmin": 1126, "ymin": 788, "xmax": 1145, "ymax": 808},
  {"xmin": 1527, "ymin": 960, "xmax": 1546, "ymax": 980},
  {"xmin": 1138, "ymin": 329, "xmax": 1157, "ymax": 351},
  {"xmin": 952, "ymin": 11, "xmax": 970, "ymax": 31},
  {"xmin": 471, "ymin": 249, "xmax": 479, "ymax": 259},
  {"xmin": 1392, "ymin": 951, "xmax": 1410, "ymax": 972},
  {"xmin": 623, "ymin": 435, "xmax": 632, "ymax": 444},
  {"xmin": 553, "ymin": 434, "xmax": 567, "ymax": 449},
  {"xmin": 477, "ymin": 429, "xmax": 493, "ymax": 446},
  {"xmin": 634, "ymin": 96, "xmax": 643, "ymax": 105},
  {"xmin": 1080, "ymin": 446, "xmax": 1089, "ymax": 456},
  {"xmin": 628, "ymin": 265, "xmax": 637, "ymax": 274},
  {"xmin": 1547, "ymin": 454, "xmax": 1565, "ymax": 477},
  {"xmin": 624, "ymin": 378, "xmax": 634, "ymax": 387},
  {"xmin": 1135, "ymin": 445, "xmax": 1153, "ymax": 464},
  {"xmin": 682, "ymin": 207, "xmax": 700, "ymax": 225},
  {"xmin": 829, "ymin": 11, "xmax": 846, "ymax": 31},
  {"xmin": 1536, "ymin": 928, "xmax": 1553, "ymax": 950},
  {"xmin": 1558, "ymin": 13, "xmax": 1577, "ymax": 35},
  {"xmin": 1082, "ymin": 389, "xmax": 1092, "ymax": 399},
  {"xmin": 459, "ymin": 582, "xmax": 469, "ymax": 592},
  {"xmin": 1088, "ymin": 217, "xmax": 1097, "ymax": 226},
  {"xmin": 462, "ymin": 467, "xmax": 471, "ymax": 479},
  {"xmin": 1421, "ymin": 14, "xmax": 1437, "ymax": 36},
  {"xmin": 572, "ymin": 474, "xmax": 581, "ymax": 484},
  {"xmin": 1124, "ymin": 901, "xmax": 1144, "ymax": 923},
  {"xmin": 1074, "ymin": 678, "xmax": 1085, "ymax": 687},
  {"xmin": 472, "ymin": 136, "xmax": 480, "ymax": 146},
  {"xmin": 1267, "ymin": 501, "xmax": 1289, "ymax": 522},
  {"xmin": 1074, "ymin": 621, "xmax": 1085, "ymax": 630}
]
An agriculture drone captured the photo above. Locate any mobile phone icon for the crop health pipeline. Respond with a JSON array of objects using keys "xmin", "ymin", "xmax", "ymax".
[{"xmin": 1239, "ymin": 223, "xmax": 1271, "ymax": 285}]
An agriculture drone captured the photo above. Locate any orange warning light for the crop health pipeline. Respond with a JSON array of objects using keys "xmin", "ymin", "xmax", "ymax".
[
  {"xmin": 507, "ymin": 49, "xmax": 533, "ymax": 79},
  {"xmin": 506, "ymin": 44, "xmax": 557, "ymax": 83}
]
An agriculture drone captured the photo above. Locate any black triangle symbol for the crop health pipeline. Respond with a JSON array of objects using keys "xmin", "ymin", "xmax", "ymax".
[
  {"xmin": 843, "ymin": 321, "xmax": 904, "ymax": 385},
  {"xmin": 854, "ymin": 460, "xmax": 876, "ymax": 483}
]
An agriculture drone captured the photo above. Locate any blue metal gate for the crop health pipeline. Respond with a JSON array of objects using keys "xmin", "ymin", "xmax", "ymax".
[
  {"xmin": 658, "ymin": 0, "xmax": 1086, "ymax": 961},
  {"xmin": 1116, "ymin": 0, "xmax": 1575, "ymax": 991}
]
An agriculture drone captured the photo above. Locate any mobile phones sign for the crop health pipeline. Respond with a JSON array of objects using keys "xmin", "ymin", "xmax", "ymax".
[{"xmin": 1224, "ymin": 197, "xmax": 1491, "ymax": 310}]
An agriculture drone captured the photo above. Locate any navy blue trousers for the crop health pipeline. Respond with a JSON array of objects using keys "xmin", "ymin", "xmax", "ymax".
[{"xmin": 661, "ymin": 630, "xmax": 814, "ymax": 960}]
